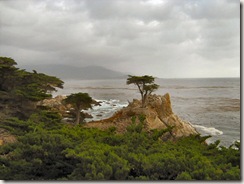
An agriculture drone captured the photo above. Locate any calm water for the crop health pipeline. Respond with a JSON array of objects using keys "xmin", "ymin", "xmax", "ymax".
[{"xmin": 54, "ymin": 78, "xmax": 240, "ymax": 147}]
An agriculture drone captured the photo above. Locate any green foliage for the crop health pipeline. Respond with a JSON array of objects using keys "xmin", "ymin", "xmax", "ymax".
[
  {"xmin": 29, "ymin": 110, "xmax": 62, "ymax": 124},
  {"xmin": 0, "ymin": 118, "xmax": 34, "ymax": 136},
  {"xmin": 0, "ymin": 57, "xmax": 63, "ymax": 100},
  {"xmin": 0, "ymin": 56, "xmax": 64, "ymax": 120},
  {"xmin": 63, "ymin": 93, "xmax": 92, "ymax": 110},
  {"xmin": 0, "ymin": 111, "xmax": 240, "ymax": 180},
  {"xmin": 0, "ymin": 57, "xmax": 17, "ymax": 67},
  {"xmin": 126, "ymin": 75, "xmax": 159, "ymax": 107},
  {"xmin": 126, "ymin": 116, "xmax": 145, "ymax": 133},
  {"xmin": 0, "ymin": 57, "xmax": 18, "ymax": 91},
  {"xmin": 150, "ymin": 127, "xmax": 173, "ymax": 141},
  {"xmin": 14, "ymin": 83, "xmax": 52, "ymax": 101},
  {"xmin": 63, "ymin": 93, "xmax": 93, "ymax": 124},
  {"xmin": 12, "ymin": 71, "xmax": 63, "ymax": 102},
  {"xmin": 176, "ymin": 172, "xmax": 192, "ymax": 180}
]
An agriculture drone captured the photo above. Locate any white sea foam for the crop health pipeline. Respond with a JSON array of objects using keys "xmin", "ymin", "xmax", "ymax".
[
  {"xmin": 193, "ymin": 125, "xmax": 223, "ymax": 136},
  {"xmin": 83, "ymin": 99, "xmax": 128, "ymax": 122}
]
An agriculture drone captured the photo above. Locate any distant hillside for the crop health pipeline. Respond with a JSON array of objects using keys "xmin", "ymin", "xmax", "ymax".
[{"xmin": 21, "ymin": 65, "xmax": 128, "ymax": 80}]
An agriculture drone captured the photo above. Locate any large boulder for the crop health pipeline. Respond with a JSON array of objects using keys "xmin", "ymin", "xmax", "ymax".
[
  {"xmin": 37, "ymin": 95, "xmax": 70, "ymax": 114},
  {"xmin": 85, "ymin": 93, "xmax": 198, "ymax": 140}
]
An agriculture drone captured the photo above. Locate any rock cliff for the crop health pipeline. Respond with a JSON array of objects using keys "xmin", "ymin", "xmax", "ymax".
[{"xmin": 85, "ymin": 93, "xmax": 198, "ymax": 139}]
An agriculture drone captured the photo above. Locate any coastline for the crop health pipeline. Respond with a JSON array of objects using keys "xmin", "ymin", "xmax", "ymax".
[{"xmin": 51, "ymin": 78, "xmax": 240, "ymax": 147}]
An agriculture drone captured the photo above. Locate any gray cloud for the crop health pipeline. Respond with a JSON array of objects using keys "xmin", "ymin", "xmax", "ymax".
[{"xmin": 0, "ymin": 0, "xmax": 240, "ymax": 78}]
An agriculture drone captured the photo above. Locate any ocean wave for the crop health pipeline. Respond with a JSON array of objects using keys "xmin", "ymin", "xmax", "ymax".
[
  {"xmin": 84, "ymin": 99, "xmax": 128, "ymax": 122},
  {"xmin": 193, "ymin": 125, "xmax": 223, "ymax": 136}
]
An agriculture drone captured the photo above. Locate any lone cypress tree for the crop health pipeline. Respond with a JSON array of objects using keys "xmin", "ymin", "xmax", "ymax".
[{"xmin": 126, "ymin": 75, "xmax": 159, "ymax": 107}]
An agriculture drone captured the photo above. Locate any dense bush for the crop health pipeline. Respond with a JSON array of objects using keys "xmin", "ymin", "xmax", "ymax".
[
  {"xmin": 0, "ymin": 57, "xmax": 63, "ymax": 119},
  {"xmin": 0, "ymin": 112, "xmax": 240, "ymax": 180}
]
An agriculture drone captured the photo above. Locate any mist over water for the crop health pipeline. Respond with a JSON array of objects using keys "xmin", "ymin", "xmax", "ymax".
[{"xmin": 54, "ymin": 78, "xmax": 240, "ymax": 147}]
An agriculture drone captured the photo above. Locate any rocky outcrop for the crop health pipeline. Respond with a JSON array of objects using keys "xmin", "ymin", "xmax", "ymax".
[
  {"xmin": 37, "ymin": 95, "xmax": 70, "ymax": 115},
  {"xmin": 38, "ymin": 95, "xmax": 100, "ymax": 122},
  {"xmin": 85, "ymin": 93, "xmax": 198, "ymax": 140},
  {"xmin": 38, "ymin": 94, "xmax": 198, "ymax": 140},
  {"xmin": 0, "ymin": 128, "xmax": 17, "ymax": 146}
]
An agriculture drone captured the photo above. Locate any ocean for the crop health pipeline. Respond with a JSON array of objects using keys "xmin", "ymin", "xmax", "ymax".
[{"xmin": 54, "ymin": 78, "xmax": 240, "ymax": 147}]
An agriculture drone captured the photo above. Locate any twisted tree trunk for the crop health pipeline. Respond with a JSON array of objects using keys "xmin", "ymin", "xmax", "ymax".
[{"xmin": 75, "ymin": 108, "xmax": 81, "ymax": 125}]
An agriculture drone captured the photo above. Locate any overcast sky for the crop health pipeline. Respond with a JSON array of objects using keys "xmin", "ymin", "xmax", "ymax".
[{"xmin": 0, "ymin": 0, "xmax": 240, "ymax": 78}]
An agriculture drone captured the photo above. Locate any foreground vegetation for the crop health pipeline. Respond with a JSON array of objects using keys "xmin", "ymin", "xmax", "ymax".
[
  {"xmin": 0, "ymin": 112, "xmax": 240, "ymax": 180},
  {"xmin": 0, "ymin": 57, "xmax": 240, "ymax": 180}
]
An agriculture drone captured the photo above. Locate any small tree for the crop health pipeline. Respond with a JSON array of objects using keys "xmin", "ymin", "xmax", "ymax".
[
  {"xmin": 127, "ymin": 75, "xmax": 159, "ymax": 107},
  {"xmin": 63, "ymin": 93, "xmax": 93, "ymax": 125},
  {"xmin": 0, "ymin": 57, "xmax": 18, "ymax": 91}
]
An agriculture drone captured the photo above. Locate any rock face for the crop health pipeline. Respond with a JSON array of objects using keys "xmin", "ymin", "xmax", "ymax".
[
  {"xmin": 85, "ymin": 93, "xmax": 198, "ymax": 140},
  {"xmin": 37, "ymin": 95, "xmax": 70, "ymax": 115}
]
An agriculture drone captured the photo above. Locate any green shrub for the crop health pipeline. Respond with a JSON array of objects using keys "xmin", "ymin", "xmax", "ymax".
[{"xmin": 0, "ymin": 113, "xmax": 240, "ymax": 180}]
